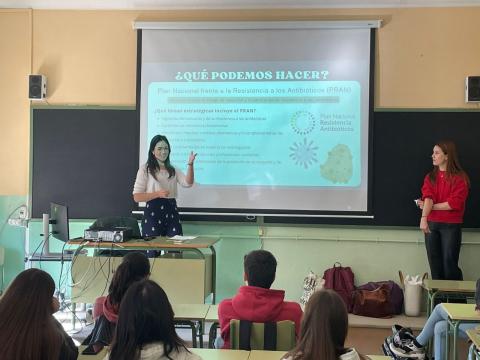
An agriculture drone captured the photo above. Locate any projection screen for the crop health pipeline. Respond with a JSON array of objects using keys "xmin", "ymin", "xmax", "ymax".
[{"xmin": 135, "ymin": 21, "xmax": 379, "ymax": 217}]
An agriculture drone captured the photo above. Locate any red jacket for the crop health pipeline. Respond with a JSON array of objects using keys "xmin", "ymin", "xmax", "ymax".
[
  {"xmin": 421, "ymin": 171, "xmax": 469, "ymax": 223},
  {"xmin": 218, "ymin": 286, "xmax": 303, "ymax": 349}
]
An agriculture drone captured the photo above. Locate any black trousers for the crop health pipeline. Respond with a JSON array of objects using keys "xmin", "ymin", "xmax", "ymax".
[{"xmin": 424, "ymin": 221, "xmax": 463, "ymax": 280}]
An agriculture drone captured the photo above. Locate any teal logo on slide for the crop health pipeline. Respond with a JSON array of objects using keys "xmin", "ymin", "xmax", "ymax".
[
  {"xmin": 289, "ymin": 138, "xmax": 318, "ymax": 169},
  {"xmin": 290, "ymin": 111, "xmax": 315, "ymax": 135}
]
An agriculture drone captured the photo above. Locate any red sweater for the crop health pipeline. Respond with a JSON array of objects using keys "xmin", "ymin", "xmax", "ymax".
[
  {"xmin": 421, "ymin": 171, "xmax": 468, "ymax": 223},
  {"xmin": 218, "ymin": 286, "xmax": 303, "ymax": 349},
  {"xmin": 93, "ymin": 296, "xmax": 119, "ymax": 323}
]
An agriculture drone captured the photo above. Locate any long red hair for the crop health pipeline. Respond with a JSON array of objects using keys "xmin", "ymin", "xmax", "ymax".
[{"xmin": 429, "ymin": 140, "xmax": 470, "ymax": 187}]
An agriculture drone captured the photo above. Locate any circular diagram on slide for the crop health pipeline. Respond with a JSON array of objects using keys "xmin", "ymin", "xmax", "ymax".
[
  {"xmin": 290, "ymin": 111, "xmax": 315, "ymax": 135},
  {"xmin": 289, "ymin": 137, "xmax": 318, "ymax": 169}
]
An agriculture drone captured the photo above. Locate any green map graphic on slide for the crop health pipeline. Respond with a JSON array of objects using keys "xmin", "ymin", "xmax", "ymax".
[{"xmin": 320, "ymin": 144, "xmax": 353, "ymax": 184}]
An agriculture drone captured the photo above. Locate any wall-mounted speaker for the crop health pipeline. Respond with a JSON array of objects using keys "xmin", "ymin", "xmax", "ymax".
[
  {"xmin": 466, "ymin": 76, "xmax": 480, "ymax": 103},
  {"xmin": 29, "ymin": 75, "xmax": 47, "ymax": 100}
]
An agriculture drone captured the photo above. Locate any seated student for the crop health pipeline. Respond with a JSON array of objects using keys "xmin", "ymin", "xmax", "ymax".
[
  {"xmin": 283, "ymin": 289, "xmax": 366, "ymax": 360},
  {"xmin": 105, "ymin": 279, "xmax": 201, "ymax": 360},
  {"xmin": 83, "ymin": 251, "xmax": 150, "ymax": 346},
  {"xmin": 386, "ymin": 278, "xmax": 480, "ymax": 360},
  {"xmin": 218, "ymin": 249, "xmax": 303, "ymax": 349},
  {"xmin": 0, "ymin": 268, "xmax": 78, "ymax": 360}
]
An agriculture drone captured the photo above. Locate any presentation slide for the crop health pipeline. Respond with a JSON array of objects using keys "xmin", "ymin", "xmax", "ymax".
[
  {"xmin": 147, "ymin": 69, "xmax": 360, "ymax": 188},
  {"xmin": 139, "ymin": 25, "xmax": 373, "ymax": 214}
]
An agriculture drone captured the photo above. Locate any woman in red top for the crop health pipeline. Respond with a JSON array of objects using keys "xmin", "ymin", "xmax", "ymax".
[{"xmin": 418, "ymin": 140, "xmax": 469, "ymax": 280}]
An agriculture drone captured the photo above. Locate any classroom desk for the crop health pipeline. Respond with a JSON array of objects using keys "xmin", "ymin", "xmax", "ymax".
[
  {"xmin": 248, "ymin": 350, "xmax": 286, "ymax": 360},
  {"xmin": 190, "ymin": 348, "xmax": 250, "ymax": 360},
  {"xmin": 173, "ymin": 304, "xmax": 211, "ymax": 348},
  {"xmin": 205, "ymin": 304, "xmax": 220, "ymax": 348},
  {"xmin": 443, "ymin": 303, "xmax": 480, "ymax": 360},
  {"xmin": 422, "ymin": 280, "xmax": 476, "ymax": 358},
  {"xmin": 76, "ymin": 346, "xmax": 386, "ymax": 360},
  {"xmin": 247, "ymin": 350, "xmax": 388, "ymax": 360},
  {"xmin": 69, "ymin": 236, "xmax": 219, "ymax": 305},
  {"xmin": 466, "ymin": 328, "xmax": 480, "ymax": 360},
  {"xmin": 77, "ymin": 346, "xmax": 250, "ymax": 360},
  {"xmin": 77, "ymin": 345, "xmax": 108, "ymax": 359},
  {"xmin": 422, "ymin": 280, "xmax": 476, "ymax": 316}
]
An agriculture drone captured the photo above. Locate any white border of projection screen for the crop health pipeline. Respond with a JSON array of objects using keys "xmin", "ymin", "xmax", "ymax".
[{"xmin": 136, "ymin": 21, "xmax": 379, "ymax": 216}]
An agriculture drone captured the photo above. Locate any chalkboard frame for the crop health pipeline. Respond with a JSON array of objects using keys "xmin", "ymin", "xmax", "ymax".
[{"xmin": 30, "ymin": 107, "xmax": 480, "ymax": 228}]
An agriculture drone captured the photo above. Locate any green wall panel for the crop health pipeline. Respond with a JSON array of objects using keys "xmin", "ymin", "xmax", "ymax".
[{"xmin": 0, "ymin": 195, "xmax": 27, "ymax": 289}]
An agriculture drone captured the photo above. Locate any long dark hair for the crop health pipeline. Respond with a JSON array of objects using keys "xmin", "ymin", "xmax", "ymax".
[
  {"xmin": 108, "ymin": 280, "xmax": 188, "ymax": 360},
  {"xmin": 147, "ymin": 135, "xmax": 175, "ymax": 179},
  {"xmin": 108, "ymin": 251, "xmax": 150, "ymax": 306},
  {"xmin": 429, "ymin": 140, "xmax": 470, "ymax": 186},
  {"xmin": 0, "ymin": 269, "xmax": 63, "ymax": 360},
  {"xmin": 284, "ymin": 289, "xmax": 364, "ymax": 360}
]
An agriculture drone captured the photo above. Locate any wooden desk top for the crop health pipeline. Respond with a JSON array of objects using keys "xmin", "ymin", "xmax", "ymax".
[
  {"xmin": 68, "ymin": 236, "xmax": 219, "ymax": 249},
  {"xmin": 348, "ymin": 313, "xmax": 426, "ymax": 331},
  {"xmin": 248, "ymin": 350, "xmax": 286, "ymax": 360},
  {"xmin": 76, "ymin": 346, "xmax": 385, "ymax": 360},
  {"xmin": 205, "ymin": 304, "xmax": 219, "ymax": 322},
  {"xmin": 77, "ymin": 345, "xmax": 108, "ymax": 359},
  {"xmin": 247, "ymin": 350, "xmax": 386, "ymax": 360},
  {"xmin": 173, "ymin": 303, "xmax": 211, "ymax": 320},
  {"xmin": 466, "ymin": 327, "xmax": 480, "ymax": 349},
  {"xmin": 443, "ymin": 303, "xmax": 480, "ymax": 321},
  {"xmin": 190, "ymin": 348, "xmax": 250, "ymax": 360},
  {"xmin": 77, "ymin": 346, "xmax": 250, "ymax": 360},
  {"xmin": 422, "ymin": 279, "xmax": 477, "ymax": 293}
]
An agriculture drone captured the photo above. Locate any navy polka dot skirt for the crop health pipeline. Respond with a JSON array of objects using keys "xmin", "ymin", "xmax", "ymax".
[{"xmin": 141, "ymin": 198, "xmax": 183, "ymax": 237}]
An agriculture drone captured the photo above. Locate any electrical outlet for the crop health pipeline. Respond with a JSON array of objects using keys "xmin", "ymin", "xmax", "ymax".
[
  {"xmin": 18, "ymin": 205, "xmax": 28, "ymax": 219},
  {"xmin": 258, "ymin": 227, "xmax": 264, "ymax": 236}
]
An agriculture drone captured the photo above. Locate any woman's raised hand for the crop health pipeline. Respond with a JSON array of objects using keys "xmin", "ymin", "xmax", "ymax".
[{"xmin": 188, "ymin": 151, "xmax": 197, "ymax": 165}]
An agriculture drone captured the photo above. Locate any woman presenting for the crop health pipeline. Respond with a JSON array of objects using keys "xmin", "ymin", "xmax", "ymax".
[
  {"xmin": 418, "ymin": 140, "xmax": 469, "ymax": 280},
  {"xmin": 133, "ymin": 135, "xmax": 196, "ymax": 238}
]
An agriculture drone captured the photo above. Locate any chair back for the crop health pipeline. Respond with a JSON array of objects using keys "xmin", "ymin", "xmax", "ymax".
[{"xmin": 230, "ymin": 319, "xmax": 295, "ymax": 351}]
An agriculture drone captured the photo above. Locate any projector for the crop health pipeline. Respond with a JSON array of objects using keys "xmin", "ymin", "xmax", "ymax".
[{"xmin": 84, "ymin": 227, "xmax": 132, "ymax": 242}]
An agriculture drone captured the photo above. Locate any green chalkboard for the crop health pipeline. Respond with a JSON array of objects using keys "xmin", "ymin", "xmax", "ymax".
[{"xmin": 31, "ymin": 107, "xmax": 139, "ymax": 219}]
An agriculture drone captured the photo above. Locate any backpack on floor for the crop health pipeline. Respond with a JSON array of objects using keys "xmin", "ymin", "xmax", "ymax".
[
  {"xmin": 323, "ymin": 262, "xmax": 355, "ymax": 312},
  {"xmin": 355, "ymin": 280, "xmax": 404, "ymax": 315},
  {"xmin": 352, "ymin": 283, "xmax": 394, "ymax": 318}
]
